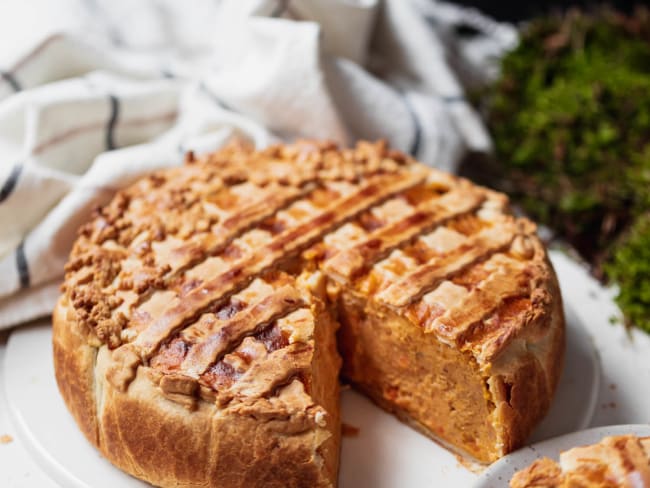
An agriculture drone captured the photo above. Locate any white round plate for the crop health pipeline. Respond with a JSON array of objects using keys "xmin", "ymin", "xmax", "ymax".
[
  {"xmin": 475, "ymin": 424, "xmax": 650, "ymax": 488},
  {"xmin": 4, "ymin": 252, "xmax": 601, "ymax": 487},
  {"xmin": 3, "ymin": 321, "xmax": 147, "ymax": 488}
]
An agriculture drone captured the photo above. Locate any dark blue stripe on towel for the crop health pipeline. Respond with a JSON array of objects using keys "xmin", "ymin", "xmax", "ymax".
[
  {"xmin": 16, "ymin": 240, "xmax": 30, "ymax": 289},
  {"xmin": 199, "ymin": 83, "xmax": 233, "ymax": 111},
  {"xmin": 441, "ymin": 95, "xmax": 465, "ymax": 103},
  {"xmin": 0, "ymin": 70, "xmax": 21, "ymax": 92},
  {"xmin": 106, "ymin": 95, "xmax": 119, "ymax": 150},
  {"xmin": 271, "ymin": 0, "xmax": 289, "ymax": 18},
  {"xmin": 402, "ymin": 96, "xmax": 422, "ymax": 158},
  {"xmin": 0, "ymin": 162, "xmax": 23, "ymax": 203}
]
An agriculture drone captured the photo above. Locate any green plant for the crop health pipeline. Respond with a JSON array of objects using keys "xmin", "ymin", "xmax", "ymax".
[
  {"xmin": 482, "ymin": 6, "xmax": 650, "ymax": 332},
  {"xmin": 605, "ymin": 214, "xmax": 650, "ymax": 333}
]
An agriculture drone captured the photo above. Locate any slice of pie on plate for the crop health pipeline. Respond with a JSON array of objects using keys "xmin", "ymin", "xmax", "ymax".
[
  {"xmin": 53, "ymin": 140, "xmax": 565, "ymax": 487},
  {"xmin": 510, "ymin": 434, "xmax": 650, "ymax": 487}
]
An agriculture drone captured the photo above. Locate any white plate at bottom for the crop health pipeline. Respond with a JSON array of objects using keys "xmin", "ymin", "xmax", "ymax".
[
  {"xmin": 476, "ymin": 424, "xmax": 650, "ymax": 487},
  {"xmin": 4, "ymin": 297, "xmax": 598, "ymax": 488}
]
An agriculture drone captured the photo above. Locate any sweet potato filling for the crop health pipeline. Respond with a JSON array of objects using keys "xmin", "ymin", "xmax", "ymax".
[
  {"xmin": 309, "ymin": 305, "xmax": 342, "ymax": 483},
  {"xmin": 336, "ymin": 290, "xmax": 499, "ymax": 462}
]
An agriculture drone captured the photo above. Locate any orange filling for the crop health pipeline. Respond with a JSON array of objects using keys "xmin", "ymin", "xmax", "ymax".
[{"xmin": 336, "ymin": 290, "xmax": 499, "ymax": 462}]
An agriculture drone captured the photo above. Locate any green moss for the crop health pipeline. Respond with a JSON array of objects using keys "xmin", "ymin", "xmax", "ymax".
[
  {"xmin": 604, "ymin": 215, "xmax": 650, "ymax": 333},
  {"xmin": 482, "ymin": 7, "xmax": 650, "ymax": 333}
]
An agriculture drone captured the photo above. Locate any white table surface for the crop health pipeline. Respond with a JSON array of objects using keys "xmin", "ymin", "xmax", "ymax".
[{"xmin": 1, "ymin": 251, "xmax": 649, "ymax": 487}]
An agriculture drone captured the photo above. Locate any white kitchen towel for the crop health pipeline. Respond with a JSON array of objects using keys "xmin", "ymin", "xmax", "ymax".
[{"xmin": 0, "ymin": 0, "xmax": 516, "ymax": 329}]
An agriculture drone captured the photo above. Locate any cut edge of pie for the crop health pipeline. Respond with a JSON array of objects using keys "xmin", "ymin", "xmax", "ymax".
[
  {"xmin": 53, "ymin": 139, "xmax": 565, "ymax": 487},
  {"xmin": 331, "ymin": 203, "xmax": 564, "ymax": 462}
]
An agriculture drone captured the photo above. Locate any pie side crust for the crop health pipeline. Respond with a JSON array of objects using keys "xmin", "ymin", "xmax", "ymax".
[{"xmin": 54, "ymin": 282, "xmax": 341, "ymax": 488}]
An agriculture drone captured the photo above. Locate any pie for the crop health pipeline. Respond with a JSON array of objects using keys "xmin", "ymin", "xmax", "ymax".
[
  {"xmin": 53, "ymin": 140, "xmax": 565, "ymax": 487},
  {"xmin": 510, "ymin": 435, "xmax": 650, "ymax": 487}
]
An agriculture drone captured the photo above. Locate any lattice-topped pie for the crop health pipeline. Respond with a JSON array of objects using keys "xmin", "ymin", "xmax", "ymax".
[
  {"xmin": 510, "ymin": 435, "xmax": 650, "ymax": 487},
  {"xmin": 53, "ymin": 140, "xmax": 565, "ymax": 487}
]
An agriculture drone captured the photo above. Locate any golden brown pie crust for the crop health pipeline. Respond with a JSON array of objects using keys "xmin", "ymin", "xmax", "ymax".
[
  {"xmin": 510, "ymin": 435, "xmax": 650, "ymax": 487},
  {"xmin": 54, "ymin": 140, "xmax": 565, "ymax": 487}
]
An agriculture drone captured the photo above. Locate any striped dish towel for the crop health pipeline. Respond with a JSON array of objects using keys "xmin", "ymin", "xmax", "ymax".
[{"xmin": 0, "ymin": 0, "xmax": 516, "ymax": 329}]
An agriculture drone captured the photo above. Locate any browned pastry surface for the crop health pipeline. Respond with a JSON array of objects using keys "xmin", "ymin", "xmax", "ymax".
[
  {"xmin": 54, "ymin": 140, "xmax": 564, "ymax": 487},
  {"xmin": 510, "ymin": 435, "xmax": 650, "ymax": 487}
]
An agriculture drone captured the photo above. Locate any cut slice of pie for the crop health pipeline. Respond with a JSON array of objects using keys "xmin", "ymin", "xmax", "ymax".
[
  {"xmin": 510, "ymin": 435, "xmax": 650, "ymax": 487},
  {"xmin": 309, "ymin": 169, "xmax": 564, "ymax": 463},
  {"xmin": 54, "ymin": 140, "xmax": 564, "ymax": 487}
]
